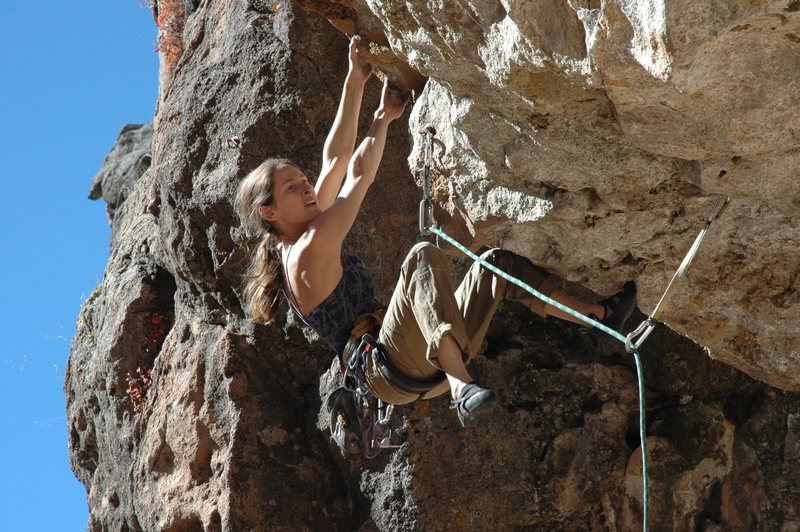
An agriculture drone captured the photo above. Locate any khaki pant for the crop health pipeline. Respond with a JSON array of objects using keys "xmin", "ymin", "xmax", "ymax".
[{"xmin": 365, "ymin": 242, "xmax": 565, "ymax": 405}]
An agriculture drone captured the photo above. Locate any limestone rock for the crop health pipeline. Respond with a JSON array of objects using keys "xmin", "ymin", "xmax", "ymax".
[{"xmin": 67, "ymin": 0, "xmax": 800, "ymax": 530}]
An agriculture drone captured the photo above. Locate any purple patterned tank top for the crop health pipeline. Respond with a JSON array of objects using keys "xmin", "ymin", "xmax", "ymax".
[{"xmin": 284, "ymin": 249, "xmax": 381, "ymax": 354}]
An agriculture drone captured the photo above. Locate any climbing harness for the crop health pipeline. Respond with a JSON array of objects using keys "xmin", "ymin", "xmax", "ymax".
[
  {"xmin": 330, "ymin": 312, "xmax": 399, "ymax": 458},
  {"xmin": 414, "ymin": 128, "xmax": 729, "ymax": 531},
  {"xmin": 362, "ymin": 333, "xmax": 446, "ymax": 396},
  {"xmin": 625, "ymin": 194, "xmax": 729, "ymax": 353},
  {"xmin": 331, "ymin": 310, "xmax": 446, "ymax": 459},
  {"xmin": 342, "ymin": 312, "xmax": 445, "ymax": 398}
]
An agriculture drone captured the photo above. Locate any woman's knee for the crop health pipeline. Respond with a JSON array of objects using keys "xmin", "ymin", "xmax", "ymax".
[
  {"xmin": 403, "ymin": 241, "xmax": 447, "ymax": 270},
  {"xmin": 409, "ymin": 241, "xmax": 440, "ymax": 256},
  {"xmin": 479, "ymin": 248, "xmax": 549, "ymax": 277},
  {"xmin": 479, "ymin": 248, "xmax": 515, "ymax": 269}
]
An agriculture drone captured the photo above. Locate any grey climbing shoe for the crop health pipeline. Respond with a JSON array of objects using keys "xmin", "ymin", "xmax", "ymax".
[
  {"xmin": 581, "ymin": 281, "xmax": 637, "ymax": 338},
  {"xmin": 450, "ymin": 383, "xmax": 497, "ymax": 428}
]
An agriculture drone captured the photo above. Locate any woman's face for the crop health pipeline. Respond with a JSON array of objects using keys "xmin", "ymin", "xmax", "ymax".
[{"xmin": 260, "ymin": 164, "xmax": 320, "ymax": 227}]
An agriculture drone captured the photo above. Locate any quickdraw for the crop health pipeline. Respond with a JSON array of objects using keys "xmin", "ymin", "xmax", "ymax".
[
  {"xmin": 625, "ymin": 194, "xmax": 729, "ymax": 353},
  {"xmin": 418, "ymin": 125, "xmax": 446, "ymax": 238}
]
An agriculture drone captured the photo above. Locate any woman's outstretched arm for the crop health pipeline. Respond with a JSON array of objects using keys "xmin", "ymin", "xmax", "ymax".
[
  {"xmin": 315, "ymin": 37, "xmax": 372, "ymax": 210},
  {"xmin": 307, "ymin": 80, "xmax": 408, "ymax": 252}
]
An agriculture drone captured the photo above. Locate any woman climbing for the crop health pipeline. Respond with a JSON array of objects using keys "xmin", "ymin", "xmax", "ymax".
[{"xmin": 235, "ymin": 37, "xmax": 637, "ymax": 428}]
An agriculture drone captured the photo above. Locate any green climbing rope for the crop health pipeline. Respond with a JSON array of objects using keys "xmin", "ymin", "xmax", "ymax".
[
  {"xmin": 415, "ymin": 124, "xmax": 657, "ymax": 529},
  {"xmin": 423, "ymin": 224, "xmax": 650, "ymax": 531}
]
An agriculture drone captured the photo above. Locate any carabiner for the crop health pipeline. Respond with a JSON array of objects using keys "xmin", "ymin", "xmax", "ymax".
[
  {"xmin": 419, "ymin": 198, "xmax": 436, "ymax": 234},
  {"xmin": 626, "ymin": 318, "xmax": 656, "ymax": 353}
]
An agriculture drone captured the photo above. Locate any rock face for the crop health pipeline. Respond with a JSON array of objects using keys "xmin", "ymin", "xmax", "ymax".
[
  {"xmin": 89, "ymin": 122, "xmax": 154, "ymax": 245},
  {"xmin": 67, "ymin": 1, "xmax": 800, "ymax": 530}
]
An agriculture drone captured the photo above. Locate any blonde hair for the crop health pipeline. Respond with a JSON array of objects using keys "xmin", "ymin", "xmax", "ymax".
[{"xmin": 235, "ymin": 158, "xmax": 296, "ymax": 323}]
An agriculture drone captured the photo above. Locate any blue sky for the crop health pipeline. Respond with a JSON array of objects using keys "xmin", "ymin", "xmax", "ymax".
[{"xmin": 0, "ymin": 2, "xmax": 159, "ymax": 530}]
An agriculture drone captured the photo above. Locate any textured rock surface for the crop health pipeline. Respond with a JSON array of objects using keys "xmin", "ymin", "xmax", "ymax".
[
  {"xmin": 67, "ymin": 0, "xmax": 800, "ymax": 530},
  {"xmin": 89, "ymin": 122, "xmax": 154, "ymax": 244}
]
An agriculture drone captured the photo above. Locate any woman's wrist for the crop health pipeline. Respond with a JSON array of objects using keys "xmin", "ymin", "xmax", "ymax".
[
  {"xmin": 373, "ymin": 108, "xmax": 395, "ymax": 123},
  {"xmin": 345, "ymin": 71, "xmax": 369, "ymax": 90}
]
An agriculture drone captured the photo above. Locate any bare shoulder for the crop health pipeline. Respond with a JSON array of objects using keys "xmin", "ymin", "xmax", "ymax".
[
  {"xmin": 293, "ymin": 227, "xmax": 340, "ymax": 267},
  {"xmin": 285, "ymin": 231, "xmax": 344, "ymax": 312}
]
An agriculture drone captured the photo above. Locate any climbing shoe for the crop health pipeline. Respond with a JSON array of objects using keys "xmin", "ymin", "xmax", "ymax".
[
  {"xmin": 450, "ymin": 383, "xmax": 497, "ymax": 428},
  {"xmin": 580, "ymin": 281, "xmax": 637, "ymax": 338}
]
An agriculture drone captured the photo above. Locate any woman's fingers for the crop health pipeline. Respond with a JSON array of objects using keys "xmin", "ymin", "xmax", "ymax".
[
  {"xmin": 385, "ymin": 81, "xmax": 408, "ymax": 104},
  {"xmin": 349, "ymin": 36, "xmax": 372, "ymax": 81},
  {"xmin": 377, "ymin": 79, "xmax": 409, "ymax": 120}
]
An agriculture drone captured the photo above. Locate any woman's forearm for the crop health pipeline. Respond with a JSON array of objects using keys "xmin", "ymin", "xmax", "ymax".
[
  {"xmin": 307, "ymin": 81, "xmax": 405, "ymax": 250},
  {"xmin": 323, "ymin": 74, "xmax": 365, "ymax": 168},
  {"xmin": 315, "ymin": 74, "xmax": 366, "ymax": 209},
  {"xmin": 349, "ymin": 114, "xmax": 391, "ymax": 183},
  {"xmin": 307, "ymin": 114, "xmax": 391, "ymax": 252},
  {"xmin": 348, "ymin": 79, "xmax": 407, "ymax": 184}
]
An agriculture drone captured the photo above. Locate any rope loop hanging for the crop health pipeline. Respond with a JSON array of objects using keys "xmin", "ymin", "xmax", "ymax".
[{"xmin": 424, "ymin": 224, "xmax": 651, "ymax": 531}]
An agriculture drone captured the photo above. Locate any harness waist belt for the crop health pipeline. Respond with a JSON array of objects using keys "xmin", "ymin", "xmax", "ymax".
[{"xmin": 360, "ymin": 334, "xmax": 446, "ymax": 395}]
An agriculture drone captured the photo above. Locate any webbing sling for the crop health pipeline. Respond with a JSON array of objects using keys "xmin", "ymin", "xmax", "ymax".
[{"xmin": 625, "ymin": 195, "xmax": 729, "ymax": 352}]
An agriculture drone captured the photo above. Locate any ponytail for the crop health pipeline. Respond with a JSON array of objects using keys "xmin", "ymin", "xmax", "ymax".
[
  {"xmin": 243, "ymin": 232, "xmax": 284, "ymax": 323},
  {"xmin": 235, "ymin": 158, "xmax": 296, "ymax": 323}
]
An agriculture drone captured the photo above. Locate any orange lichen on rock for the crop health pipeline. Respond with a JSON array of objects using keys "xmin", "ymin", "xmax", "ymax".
[{"xmin": 153, "ymin": 0, "xmax": 185, "ymax": 71}]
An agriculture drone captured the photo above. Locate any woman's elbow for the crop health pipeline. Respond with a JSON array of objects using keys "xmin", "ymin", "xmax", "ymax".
[{"xmin": 348, "ymin": 157, "xmax": 376, "ymax": 185}]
